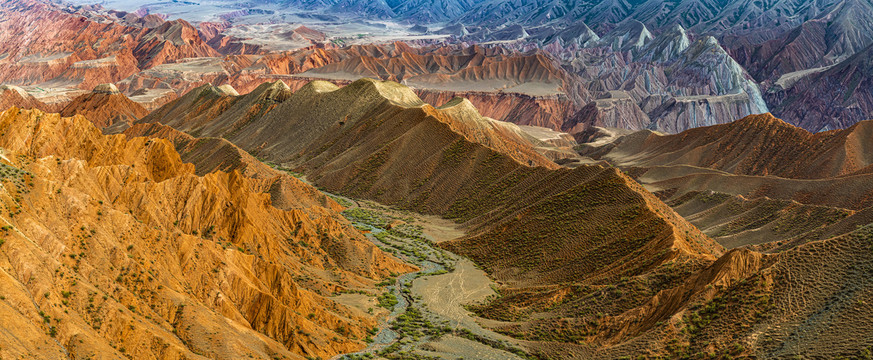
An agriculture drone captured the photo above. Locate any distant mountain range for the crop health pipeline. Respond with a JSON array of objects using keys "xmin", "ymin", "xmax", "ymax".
[{"xmin": 48, "ymin": 0, "xmax": 873, "ymax": 132}]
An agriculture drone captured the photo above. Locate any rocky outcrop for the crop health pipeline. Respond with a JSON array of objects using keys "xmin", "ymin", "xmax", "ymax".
[
  {"xmin": 59, "ymin": 84, "xmax": 149, "ymax": 128},
  {"xmin": 199, "ymin": 21, "xmax": 263, "ymax": 54},
  {"xmin": 0, "ymin": 0, "xmax": 224, "ymax": 89},
  {"xmin": 92, "ymin": 83, "xmax": 122, "ymax": 95},
  {"xmin": 416, "ymin": 89, "xmax": 580, "ymax": 130},
  {"xmin": 0, "ymin": 107, "xmax": 411, "ymax": 360},
  {"xmin": 665, "ymin": 37, "xmax": 767, "ymax": 107},
  {"xmin": 563, "ymin": 91, "xmax": 652, "ymax": 132},
  {"xmin": 390, "ymin": 0, "xmax": 476, "ymax": 22},
  {"xmin": 597, "ymin": 20, "xmax": 654, "ymax": 52},
  {"xmin": 298, "ymin": 46, "xmax": 568, "ymax": 96},
  {"xmin": 543, "ymin": 21, "xmax": 601, "ymax": 48},
  {"xmin": 553, "ymin": 34, "xmax": 769, "ymax": 133},
  {"xmin": 0, "ymin": 85, "xmax": 52, "ymax": 112},
  {"xmin": 636, "ymin": 36, "xmax": 769, "ymax": 131},
  {"xmin": 767, "ymin": 43, "xmax": 873, "ymax": 132},
  {"xmin": 641, "ymin": 24, "xmax": 690, "ymax": 62},
  {"xmin": 731, "ymin": 0, "xmax": 873, "ymax": 83},
  {"xmin": 647, "ymin": 92, "xmax": 767, "ymax": 133}
]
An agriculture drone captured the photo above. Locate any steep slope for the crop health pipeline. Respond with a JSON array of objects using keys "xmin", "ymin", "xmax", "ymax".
[
  {"xmin": 768, "ymin": 43, "xmax": 873, "ymax": 132},
  {"xmin": 580, "ymin": 113, "xmax": 873, "ymax": 180},
  {"xmin": 664, "ymin": 190, "xmax": 853, "ymax": 248},
  {"xmin": 646, "ymin": 36, "xmax": 769, "ymax": 133},
  {"xmin": 732, "ymin": 0, "xmax": 873, "ymax": 83},
  {"xmin": 217, "ymin": 82, "xmax": 728, "ymax": 350},
  {"xmin": 641, "ymin": 24, "xmax": 691, "ymax": 62},
  {"xmin": 643, "ymin": 169, "xmax": 873, "ymax": 212},
  {"xmin": 389, "ymin": 0, "xmax": 477, "ymax": 22},
  {"xmin": 123, "ymin": 122, "xmax": 275, "ymax": 178},
  {"xmin": 576, "ymin": 112, "xmax": 873, "ymax": 251},
  {"xmin": 563, "ymin": 91, "xmax": 652, "ymax": 132},
  {"xmin": 116, "ymin": 43, "xmax": 592, "ymax": 134},
  {"xmin": 137, "ymin": 79, "xmax": 721, "ymax": 287},
  {"xmin": 597, "ymin": 20, "xmax": 654, "ymax": 52},
  {"xmin": 416, "ymin": 89, "xmax": 579, "ymax": 130},
  {"xmin": 0, "ymin": 0, "xmax": 222, "ymax": 89},
  {"xmin": 59, "ymin": 84, "xmax": 149, "ymax": 128},
  {"xmin": 556, "ymin": 32, "xmax": 768, "ymax": 134},
  {"xmin": 137, "ymin": 78, "xmax": 555, "ymax": 168},
  {"xmin": 456, "ymin": 0, "xmax": 844, "ymax": 40},
  {"xmin": 0, "ymin": 107, "xmax": 411, "ymax": 360},
  {"xmin": 541, "ymin": 21, "xmax": 601, "ymax": 47},
  {"xmin": 133, "ymin": 81, "xmax": 291, "ymax": 138},
  {"xmin": 122, "ymin": 122, "xmax": 338, "ymax": 212},
  {"xmin": 0, "ymin": 85, "xmax": 52, "ymax": 112},
  {"xmin": 235, "ymin": 78, "xmax": 872, "ymax": 359}
]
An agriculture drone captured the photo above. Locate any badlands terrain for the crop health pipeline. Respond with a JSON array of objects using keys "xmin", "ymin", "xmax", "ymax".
[{"xmin": 0, "ymin": 0, "xmax": 872, "ymax": 359}]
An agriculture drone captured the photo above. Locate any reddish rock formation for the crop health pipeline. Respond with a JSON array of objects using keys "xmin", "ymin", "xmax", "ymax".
[
  {"xmin": 198, "ymin": 21, "xmax": 263, "ymax": 55},
  {"xmin": 416, "ymin": 89, "xmax": 579, "ymax": 130},
  {"xmin": 0, "ymin": 0, "xmax": 223, "ymax": 89},
  {"xmin": 59, "ymin": 83, "xmax": 149, "ymax": 128}
]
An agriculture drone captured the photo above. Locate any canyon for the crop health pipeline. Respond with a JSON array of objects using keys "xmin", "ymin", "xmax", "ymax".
[
  {"xmin": 85, "ymin": 78, "xmax": 873, "ymax": 358},
  {"xmin": 1, "ymin": 0, "xmax": 873, "ymax": 358}
]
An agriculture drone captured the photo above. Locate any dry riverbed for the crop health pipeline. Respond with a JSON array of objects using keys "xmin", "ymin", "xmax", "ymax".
[{"xmin": 330, "ymin": 198, "xmax": 532, "ymax": 360}]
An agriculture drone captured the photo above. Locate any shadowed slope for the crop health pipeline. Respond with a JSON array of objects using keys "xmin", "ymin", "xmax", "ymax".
[
  {"xmin": 581, "ymin": 113, "xmax": 873, "ymax": 180},
  {"xmin": 137, "ymin": 78, "xmax": 556, "ymax": 169}
]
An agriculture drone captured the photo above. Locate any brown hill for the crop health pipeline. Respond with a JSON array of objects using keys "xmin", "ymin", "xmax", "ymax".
[
  {"xmin": 133, "ymin": 81, "xmax": 290, "ymax": 138},
  {"xmin": 0, "ymin": 84, "xmax": 52, "ymax": 112},
  {"xmin": 122, "ymin": 122, "xmax": 338, "ymax": 212},
  {"xmin": 135, "ymin": 78, "xmax": 725, "ymax": 286},
  {"xmin": 197, "ymin": 21, "xmax": 262, "ymax": 55},
  {"xmin": 59, "ymin": 83, "xmax": 149, "ymax": 128},
  {"xmin": 581, "ymin": 113, "xmax": 873, "ymax": 180},
  {"xmin": 136, "ymin": 78, "xmax": 554, "ymax": 168},
  {"xmin": 575, "ymin": 113, "xmax": 873, "ymax": 251},
  {"xmin": 521, "ymin": 227, "xmax": 873, "ymax": 359},
  {"xmin": 124, "ymin": 122, "xmax": 275, "ymax": 178},
  {"xmin": 643, "ymin": 169, "xmax": 873, "ymax": 211},
  {"xmin": 287, "ymin": 44, "xmax": 588, "ymax": 130},
  {"xmin": 197, "ymin": 78, "xmax": 869, "ymax": 359},
  {"xmin": 416, "ymin": 89, "xmax": 578, "ymax": 130},
  {"xmin": 664, "ymin": 190, "xmax": 853, "ymax": 248},
  {"xmin": 0, "ymin": 107, "xmax": 411, "ymax": 360}
]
